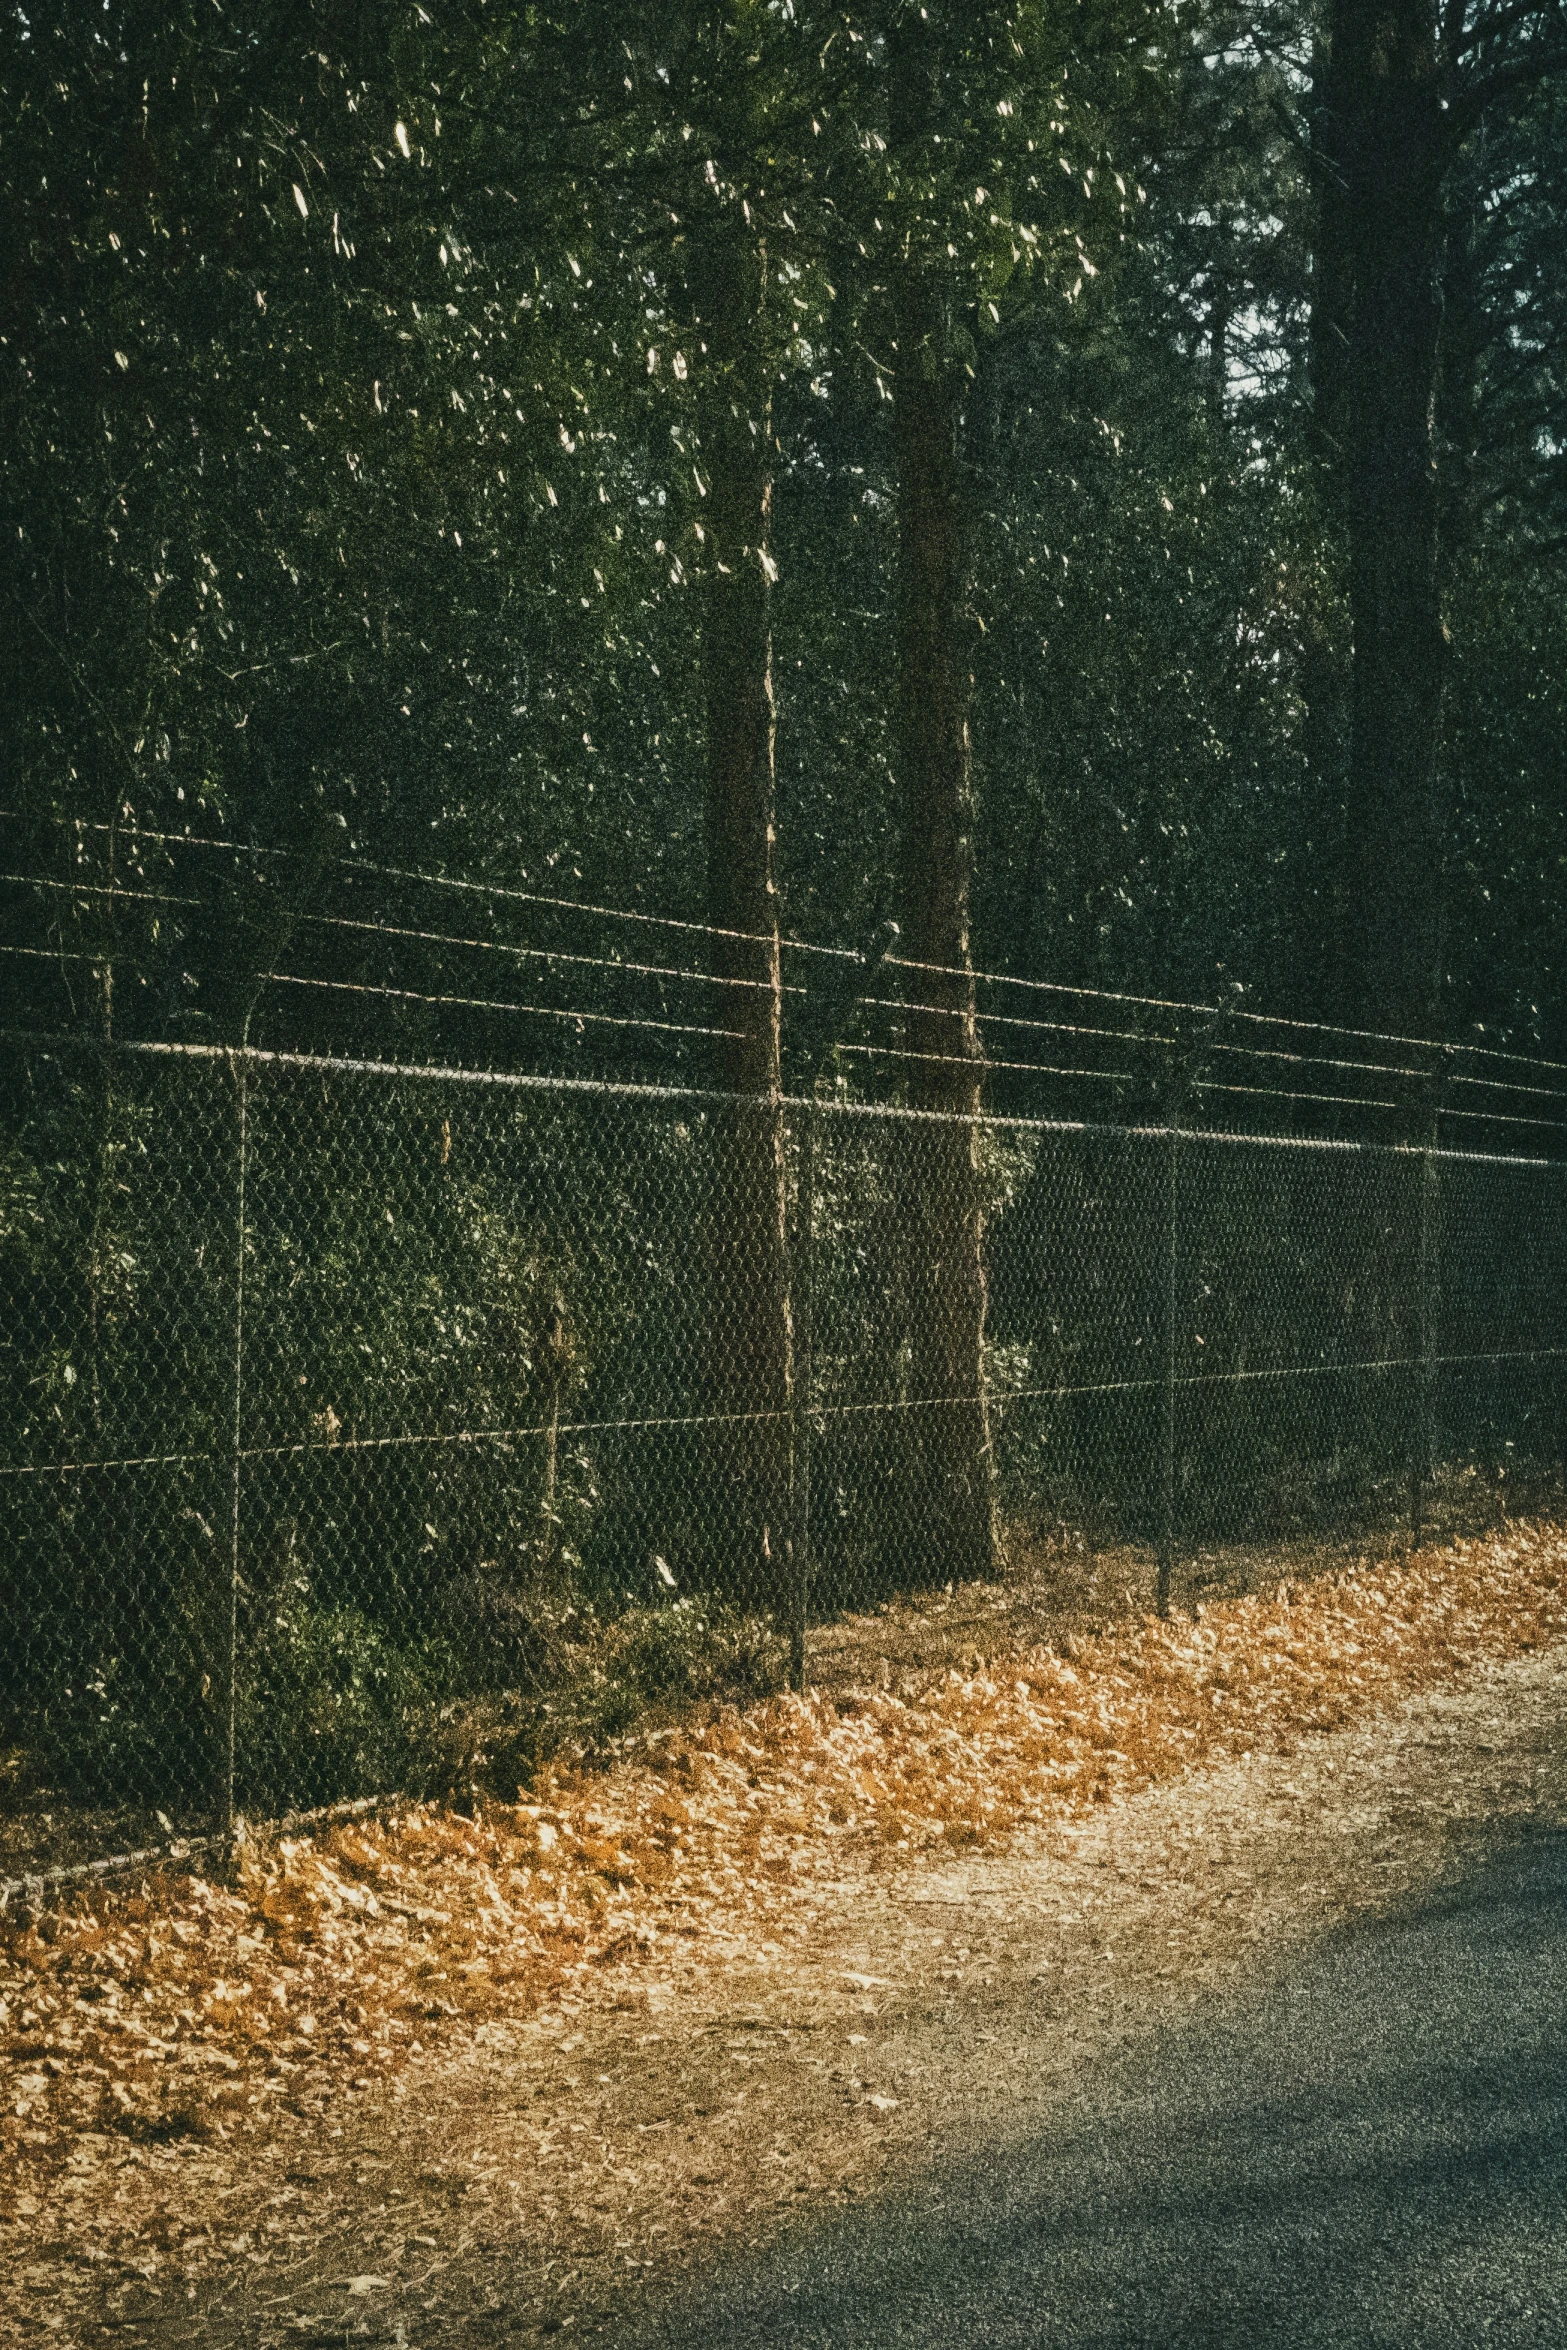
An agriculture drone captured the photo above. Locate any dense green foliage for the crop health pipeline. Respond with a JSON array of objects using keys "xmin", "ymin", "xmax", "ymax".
[
  {"xmin": 5, "ymin": 4, "xmax": 1567, "ymax": 1847},
  {"xmin": 5, "ymin": 2, "xmax": 1563, "ymax": 1048}
]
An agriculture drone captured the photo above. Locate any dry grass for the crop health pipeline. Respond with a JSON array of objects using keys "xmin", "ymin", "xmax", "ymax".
[{"xmin": 6, "ymin": 1519, "xmax": 1567, "ymax": 2234}]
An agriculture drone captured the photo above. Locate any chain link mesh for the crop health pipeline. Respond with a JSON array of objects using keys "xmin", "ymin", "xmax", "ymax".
[{"xmin": 4, "ymin": 1033, "xmax": 1565, "ymax": 1876}]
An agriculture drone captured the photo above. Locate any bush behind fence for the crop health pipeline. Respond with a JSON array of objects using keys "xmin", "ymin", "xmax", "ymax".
[{"xmin": 3, "ymin": 1032, "xmax": 1565, "ymax": 1870}]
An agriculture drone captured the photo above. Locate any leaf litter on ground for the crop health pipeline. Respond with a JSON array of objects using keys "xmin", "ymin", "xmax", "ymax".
[{"xmin": 6, "ymin": 1520, "xmax": 1567, "ymax": 2272}]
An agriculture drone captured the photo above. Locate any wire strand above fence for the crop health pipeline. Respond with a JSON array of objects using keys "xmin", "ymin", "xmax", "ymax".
[{"xmin": 8, "ymin": 813, "xmax": 1565, "ymax": 1080}]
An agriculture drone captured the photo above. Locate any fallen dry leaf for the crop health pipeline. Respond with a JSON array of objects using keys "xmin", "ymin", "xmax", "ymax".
[{"xmin": 5, "ymin": 1517, "xmax": 1567, "ymax": 2254}]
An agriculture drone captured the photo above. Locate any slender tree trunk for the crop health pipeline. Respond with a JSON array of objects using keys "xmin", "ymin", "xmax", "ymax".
[
  {"xmin": 892, "ymin": 268, "xmax": 998, "ymax": 1587},
  {"xmin": 1299, "ymin": 27, "xmax": 1357, "ymax": 1020},
  {"xmin": 1435, "ymin": 174, "xmax": 1485, "ymax": 573},
  {"xmin": 1308, "ymin": 24, "xmax": 1355, "ymax": 469},
  {"xmin": 1205, "ymin": 217, "xmax": 1231, "ymax": 437},
  {"xmin": 1320, "ymin": 2, "xmax": 1451, "ymax": 1039},
  {"xmin": 691, "ymin": 216, "xmax": 794, "ymax": 1601}
]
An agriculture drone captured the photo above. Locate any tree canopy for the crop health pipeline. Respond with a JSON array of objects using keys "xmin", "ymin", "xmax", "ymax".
[{"xmin": 5, "ymin": 0, "xmax": 1567, "ymax": 1059}]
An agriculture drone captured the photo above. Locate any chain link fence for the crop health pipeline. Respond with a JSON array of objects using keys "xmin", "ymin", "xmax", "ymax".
[{"xmin": 4, "ymin": 1028, "xmax": 1566, "ymax": 1877}]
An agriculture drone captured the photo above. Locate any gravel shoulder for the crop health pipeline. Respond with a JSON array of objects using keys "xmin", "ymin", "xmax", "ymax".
[{"xmin": 58, "ymin": 1639, "xmax": 1567, "ymax": 2349}]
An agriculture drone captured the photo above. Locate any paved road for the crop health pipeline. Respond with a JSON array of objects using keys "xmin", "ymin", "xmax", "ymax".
[{"xmin": 625, "ymin": 1827, "xmax": 1567, "ymax": 2348}]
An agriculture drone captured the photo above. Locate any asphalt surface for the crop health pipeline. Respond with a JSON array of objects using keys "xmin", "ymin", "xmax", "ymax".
[{"xmin": 626, "ymin": 1825, "xmax": 1567, "ymax": 2348}]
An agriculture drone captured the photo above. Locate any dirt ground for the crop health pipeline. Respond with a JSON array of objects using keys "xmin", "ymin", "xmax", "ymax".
[
  {"xmin": 13, "ymin": 1621, "xmax": 1567, "ymax": 2348},
  {"xmin": 806, "ymin": 1522, "xmax": 1393, "ymax": 1699},
  {"xmin": 808, "ymin": 1445, "xmax": 1543, "ymax": 1701}
]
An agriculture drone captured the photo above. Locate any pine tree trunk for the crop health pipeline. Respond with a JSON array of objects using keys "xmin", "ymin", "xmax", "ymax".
[
  {"xmin": 692, "ymin": 217, "xmax": 794, "ymax": 1603},
  {"xmin": 893, "ymin": 269, "xmax": 998, "ymax": 1588}
]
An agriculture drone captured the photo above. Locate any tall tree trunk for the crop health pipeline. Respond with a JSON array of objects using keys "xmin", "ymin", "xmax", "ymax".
[
  {"xmin": 892, "ymin": 268, "xmax": 998, "ymax": 1586},
  {"xmin": 1308, "ymin": 23, "xmax": 1355, "ymax": 470},
  {"xmin": 690, "ymin": 216, "xmax": 794, "ymax": 1601},
  {"xmin": 1205, "ymin": 218, "xmax": 1232, "ymax": 437},
  {"xmin": 1299, "ymin": 24, "xmax": 1356, "ymax": 1020},
  {"xmin": 1321, "ymin": 1, "xmax": 1451, "ymax": 1040}
]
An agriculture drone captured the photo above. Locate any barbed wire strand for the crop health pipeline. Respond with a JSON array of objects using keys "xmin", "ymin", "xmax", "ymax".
[
  {"xmin": 1438, "ymin": 1103, "xmax": 1567, "ymax": 1134},
  {"xmin": 886, "ymin": 952, "xmax": 1567, "ymax": 1075},
  {"xmin": 0, "ymin": 815, "xmax": 858, "ymax": 961},
  {"xmin": 1190, "ymin": 1077, "xmax": 1401, "ymax": 1114},
  {"xmin": 1209, "ymin": 1036, "xmax": 1567, "ymax": 1103},
  {"xmin": 0, "ymin": 998, "xmax": 1528, "ymax": 1129},
  {"xmin": 9, "ymin": 818, "xmax": 1562, "ymax": 1074},
  {"xmin": 845, "ymin": 1034, "xmax": 1396, "ymax": 1115},
  {"xmin": 833, "ymin": 1038, "xmax": 1139, "ymax": 1086},
  {"xmin": 257, "ymin": 970, "xmax": 746, "ymax": 1044},
  {"xmin": 295, "ymin": 909, "xmax": 804, "ymax": 995},
  {"xmin": 857, "ymin": 992, "xmax": 1179, "ymax": 1052},
  {"xmin": 0, "ymin": 871, "xmax": 202, "ymax": 911},
  {"xmin": 8, "ymin": 916, "xmax": 1562, "ymax": 1106},
  {"xmin": 8, "ymin": 925, "xmax": 1561, "ymax": 1116},
  {"xmin": 0, "ymin": 944, "xmax": 138, "ymax": 967},
  {"xmin": 852, "ymin": 994, "xmax": 1567, "ymax": 1105}
]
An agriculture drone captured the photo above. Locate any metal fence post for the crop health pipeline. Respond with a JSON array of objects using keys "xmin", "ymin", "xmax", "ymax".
[
  {"xmin": 1411, "ymin": 1052, "xmax": 1451, "ymax": 1550},
  {"xmin": 1411, "ymin": 1141, "xmax": 1436, "ymax": 1549},
  {"xmin": 1156, "ymin": 1113, "xmax": 1181, "ymax": 1617},
  {"xmin": 1154, "ymin": 983, "xmax": 1243, "ymax": 1618},
  {"xmin": 785, "ymin": 919, "xmax": 899, "ymax": 1689},
  {"xmin": 222, "ymin": 1053, "xmax": 248, "ymax": 1833},
  {"xmin": 789, "ymin": 1096, "xmax": 816, "ymax": 1692}
]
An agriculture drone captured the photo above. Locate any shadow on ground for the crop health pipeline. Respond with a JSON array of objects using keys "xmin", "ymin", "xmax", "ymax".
[{"xmin": 625, "ymin": 1826, "xmax": 1567, "ymax": 2349}]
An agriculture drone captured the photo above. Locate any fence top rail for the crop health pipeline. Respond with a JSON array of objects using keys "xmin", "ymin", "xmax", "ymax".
[{"xmin": 8, "ymin": 1027, "xmax": 1563, "ymax": 1172}]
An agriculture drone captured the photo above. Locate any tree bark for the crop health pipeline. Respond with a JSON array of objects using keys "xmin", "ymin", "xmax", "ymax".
[
  {"xmin": 690, "ymin": 215, "xmax": 794, "ymax": 1601},
  {"xmin": 1206, "ymin": 221, "xmax": 1232, "ymax": 437},
  {"xmin": 1308, "ymin": 22, "xmax": 1356, "ymax": 469},
  {"xmin": 1318, "ymin": 2, "xmax": 1451, "ymax": 1040},
  {"xmin": 892, "ymin": 267, "xmax": 999, "ymax": 1586},
  {"xmin": 1298, "ymin": 24, "xmax": 1357, "ymax": 1019}
]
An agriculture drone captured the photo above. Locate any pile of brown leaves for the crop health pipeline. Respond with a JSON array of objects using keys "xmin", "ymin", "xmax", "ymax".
[{"xmin": 6, "ymin": 1523, "xmax": 1567, "ymax": 2193}]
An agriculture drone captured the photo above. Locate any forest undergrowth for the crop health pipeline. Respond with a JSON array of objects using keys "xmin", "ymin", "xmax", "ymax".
[{"xmin": 6, "ymin": 1520, "xmax": 1567, "ymax": 2231}]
